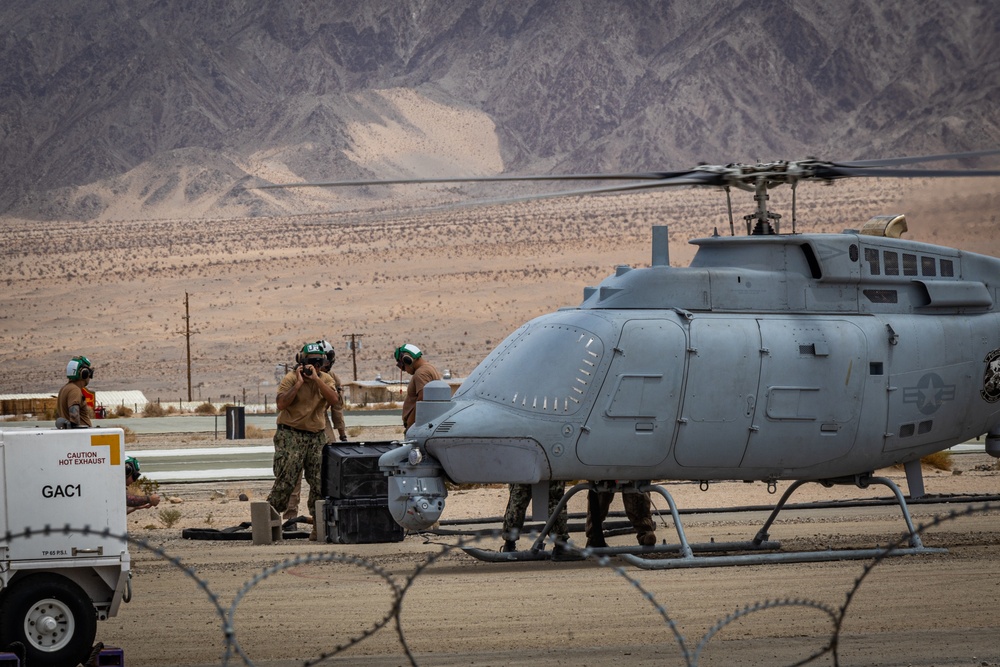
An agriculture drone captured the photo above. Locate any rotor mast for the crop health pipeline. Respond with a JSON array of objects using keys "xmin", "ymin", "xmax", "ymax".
[{"xmin": 746, "ymin": 177, "xmax": 781, "ymax": 235}]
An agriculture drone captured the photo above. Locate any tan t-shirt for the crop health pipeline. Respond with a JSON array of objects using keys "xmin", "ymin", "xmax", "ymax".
[
  {"xmin": 275, "ymin": 370, "xmax": 339, "ymax": 433},
  {"xmin": 57, "ymin": 381, "xmax": 93, "ymax": 427},
  {"xmin": 403, "ymin": 363, "xmax": 443, "ymax": 428}
]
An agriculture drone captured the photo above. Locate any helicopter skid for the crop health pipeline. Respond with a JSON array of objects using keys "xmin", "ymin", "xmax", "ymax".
[
  {"xmin": 620, "ymin": 476, "xmax": 948, "ymax": 569},
  {"xmin": 620, "ymin": 544, "xmax": 947, "ymax": 569},
  {"xmin": 460, "ymin": 475, "xmax": 947, "ymax": 568},
  {"xmin": 462, "ymin": 539, "xmax": 783, "ymax": 563},
  {"xmin": 587, "ymin": 539, "xmax": 782, "ymax": 557},
  {"xmin": 461, "ymin": 547, "xmax": 585, "ymax": 562}
]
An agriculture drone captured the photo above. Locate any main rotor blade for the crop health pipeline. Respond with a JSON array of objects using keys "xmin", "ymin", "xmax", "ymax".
[
  {"xmin": 254, "ymin": 171, "xmax": 693, "ymax": 190},
  {"xmin": 833, "ymin": 148, "xmax": 1000, "ymax": 168},
  {"xmin": 816, "ymin": 165, "xmax": 1000, "ymax": 179},
  {"xmin": 408, "ymin": 171, "xmax": 727, "ymax": 210}
]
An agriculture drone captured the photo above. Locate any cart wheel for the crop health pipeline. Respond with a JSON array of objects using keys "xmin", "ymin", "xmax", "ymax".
[{"xmin": 0, "ymin": 573, "xmax": 96, "ymax": 667}]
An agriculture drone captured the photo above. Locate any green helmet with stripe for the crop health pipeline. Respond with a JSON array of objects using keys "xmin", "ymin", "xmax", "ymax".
[{"xmin": 66, "ymin": 356, "xmax": 94, "ymax": 381}]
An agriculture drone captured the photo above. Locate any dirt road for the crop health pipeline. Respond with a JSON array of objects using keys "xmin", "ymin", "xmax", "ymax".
[{"xmin": 99, "ymin": 452, "xmax": 1000, "ymax": 667}]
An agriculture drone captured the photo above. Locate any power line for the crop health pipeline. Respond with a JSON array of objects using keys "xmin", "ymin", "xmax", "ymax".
[
  {"xmin": 342, "ymin": 333, "xmax": 365, "ymax": 381},
  {"xmin": 175, "ymin": 292, "xmax": 201, "ymax": 402}
]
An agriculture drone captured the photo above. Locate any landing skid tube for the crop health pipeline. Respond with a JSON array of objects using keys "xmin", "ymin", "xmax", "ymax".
[
  {"xmin": 463, "ymin": 539, "xmax": 784, "ymax": 563},
  {"xmin": 623, "ymin": 475, "xmax": 947, "ymax": 570},
  {"xmin": 461, "ymin": 481, "xmax": 784, "ymax": 563}
]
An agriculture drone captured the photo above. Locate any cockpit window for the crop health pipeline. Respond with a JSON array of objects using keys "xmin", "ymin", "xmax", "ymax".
[{"xmin": 468, "ymin": 323, "xmax": 604, "ymax": 415}]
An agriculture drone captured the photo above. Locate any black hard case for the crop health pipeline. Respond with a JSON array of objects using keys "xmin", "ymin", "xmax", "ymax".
[
  {"xmin": 321, "ymin": 441, "xmax": 398, "ymax": 499},
  {"xmin": 320, "ymin": 441, "xmax": 405, "ymax": 544}
]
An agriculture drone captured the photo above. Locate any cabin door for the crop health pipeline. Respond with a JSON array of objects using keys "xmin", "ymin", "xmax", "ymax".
[
  {"xmin": 576, "ymin": 319, "xmax": 686, "ymax": 467},
  {"xmin": 674, "ymin": 317, "xmax": 761, "ymax": 468},
  {"xmin": 740, "ymin": 318, "xmax": 866, "ymax": 469}
]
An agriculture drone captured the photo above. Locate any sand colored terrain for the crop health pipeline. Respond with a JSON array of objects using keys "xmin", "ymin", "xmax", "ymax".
[
  {"xmin": 91, "ymin": 425, "xmax": 1000, "ymax": 666},
  {"xmin": 343, "ymin": 88, "xmax": 505, "ymax": 177}
]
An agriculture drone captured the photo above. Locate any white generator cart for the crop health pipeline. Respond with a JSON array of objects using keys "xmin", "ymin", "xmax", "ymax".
[{"xmin": 0, "ymin": 427, "xmax": 131, "ymax": 666}]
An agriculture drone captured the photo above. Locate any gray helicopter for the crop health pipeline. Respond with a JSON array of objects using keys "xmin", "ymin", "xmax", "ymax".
[{"xmin": 262, "ymin": 149, "xmax": 1000, "ymax": 567}]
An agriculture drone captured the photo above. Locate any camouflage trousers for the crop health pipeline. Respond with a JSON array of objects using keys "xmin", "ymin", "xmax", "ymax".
[
  {"xmin": 267, "ymin": 428, "xmax": 326, "ymax": 518},
  {"xmin": 283, "ymin": 475, "xmax": 306, "ymax": 522},
  {"xmin": 502, "ymin": 482, "xmax": 569, "ymax": 543},
  {"xmin": 585, "ymin": 488, "xmax": 657, "ymax": 546}
]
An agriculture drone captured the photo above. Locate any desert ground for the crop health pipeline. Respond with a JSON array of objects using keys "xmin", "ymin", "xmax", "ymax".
[
  {"xmin": 2, "ymin": 175, "xmax": 1000, "ymax": 402},
  {"xmin": 83, "ymin": 425, "xmax": 1000, "ymax": 667}
]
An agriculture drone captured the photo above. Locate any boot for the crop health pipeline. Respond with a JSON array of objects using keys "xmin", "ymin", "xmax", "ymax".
[
  {"xmin": 552, "ymin": 541, "xmax": 583, "ymax": 561},
  {"xmin": 637, "ymin": 531, "xmax": 657, "ymax": 547},
  {"xmin": 586, "ymin": 533, "xmax": 608, "ymax": 549},
  {"xmin": 500, "ymin": 539, "xmax": 517, "ymax": 552}
]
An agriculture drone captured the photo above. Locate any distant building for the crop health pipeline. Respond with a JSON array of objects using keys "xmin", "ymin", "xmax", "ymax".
[
  {"xmin": 0, "ymin": 391, "xmax": 150, "ymax": 418},
  {"xmin": 343, "ymin": 378, "xmax": 464, "ymax": 406}
]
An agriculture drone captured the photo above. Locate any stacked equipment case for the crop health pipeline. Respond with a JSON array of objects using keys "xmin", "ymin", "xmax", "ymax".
[{"xmin": 320, "ymin": 442, "xmax": 405, "ymax": 544}]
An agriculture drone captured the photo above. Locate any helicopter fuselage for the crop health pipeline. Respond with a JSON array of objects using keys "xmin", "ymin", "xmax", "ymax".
[{"xmin": 386, "ymin": 224, "xmax": 1000, "ymax": 529}]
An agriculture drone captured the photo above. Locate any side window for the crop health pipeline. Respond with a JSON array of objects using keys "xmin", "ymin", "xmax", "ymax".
[
  {"xmin": 941, "ymin": 259, "xmax": 955, "ymax": 277},
  {"xmin": 864, "ymin": 248, "xmax": 880, "ymax": 275},
  {"xmin": 884, "ymin": 251, "xmax": 900, "ymax": 276},
  {"xmin": 903, "ymin": 253, "xmax": 918, "ymax": 276},
  {"xmin": 921, "ymin": 256, "xmax": 936, "ymax": 276}
]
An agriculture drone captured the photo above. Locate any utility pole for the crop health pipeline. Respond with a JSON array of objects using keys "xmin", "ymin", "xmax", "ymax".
[
  {"xmin": 343, "ymin": 333, "xmax": 364, "ymax": 381},
  {"xmin": 176, "ymin": 292, "xmax": 201, "ymax": 402}
]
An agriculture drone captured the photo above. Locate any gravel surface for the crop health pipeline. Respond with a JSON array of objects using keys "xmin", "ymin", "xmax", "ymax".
[{"xmin": 99, "ymin": 430, "xmax": 1000, "ymax": 666}]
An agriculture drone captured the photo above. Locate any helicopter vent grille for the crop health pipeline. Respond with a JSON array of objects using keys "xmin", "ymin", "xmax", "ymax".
[
  {"xmin": 436, "ymin": 421, "xmax": 456, "ymax": 433},
  {"xmin": 863, "ymin": 289, "xmax": 898, "ymax": 304}
]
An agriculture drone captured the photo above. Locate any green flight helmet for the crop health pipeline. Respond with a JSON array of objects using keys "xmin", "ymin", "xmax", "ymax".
[{"xmin": 66, "ymin": 356, "xmax": 94, "ymax": 381}]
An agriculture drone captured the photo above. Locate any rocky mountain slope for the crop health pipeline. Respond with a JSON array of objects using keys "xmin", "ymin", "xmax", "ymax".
[{"xmin": 2, "ymin": 0, "xmax": 999, "ymax": 221}]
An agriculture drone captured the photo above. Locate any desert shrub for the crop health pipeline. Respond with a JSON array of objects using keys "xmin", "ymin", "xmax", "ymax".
[
  {"xmin": 142, "ymin": 402, "xmax": 166, "ymax": 417},
  {"xmin": 134, "ymin": 476, "xmax": 159, "ymax": 495},
  {"xmin": 194, "ymin": 402, "xmax": 217, "ymax": 415},
  {"xmin": 113, "ymin": 405, "xmax": 134, "ymax": 418},
  {"xmin": 921, "ymin": 451, "xmax": 952, "ymax": 471},
  {"xmin": 245, "ymin": 424, "xmax": 265, "ymax": 438},
  {"xmin": 158, "ymin": 508, "xmax": 181, "ymax": 528},
  {"xmin": 896, "ymin": 451, "xmax": 953, "ymax": 472}
]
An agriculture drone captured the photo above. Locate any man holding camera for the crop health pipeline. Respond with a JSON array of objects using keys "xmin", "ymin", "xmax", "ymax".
[
  {"xmin": 282, "ymin": 339, "xmax": 347, "ymax": 524},
  {"xmin": 267, "ymin": 342, "xmax": 342, "ymax": 532}
]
